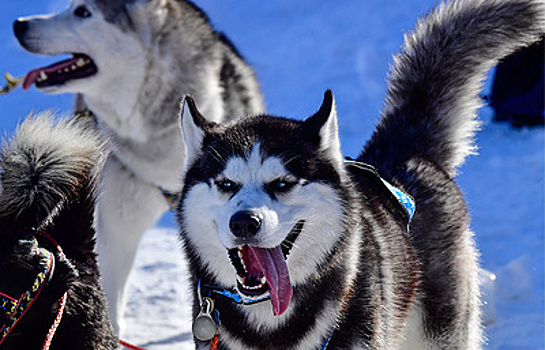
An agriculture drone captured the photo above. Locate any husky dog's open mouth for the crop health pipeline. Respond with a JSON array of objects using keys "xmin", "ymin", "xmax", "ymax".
[
  {"xmin": 227, "ymin": 221, "xmax": 304, "ymax": 316},
  {"xmin": 23, "ymin": 53, "xmax": 97, "ymax": 90}
]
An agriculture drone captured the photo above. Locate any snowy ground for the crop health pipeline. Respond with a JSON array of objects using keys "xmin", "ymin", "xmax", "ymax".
[{"xmin": 0, "ymin": 1, "xmax": 543, "ymax": 349}]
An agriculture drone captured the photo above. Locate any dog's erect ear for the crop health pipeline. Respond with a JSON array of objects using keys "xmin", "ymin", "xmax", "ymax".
[
  {"xmin": 180, "ymin": 95, "xmax": 214, "ymax": 168},
  {"xmin": 301, "ymin": 90, "xmax": 345, "ymax": 173}
]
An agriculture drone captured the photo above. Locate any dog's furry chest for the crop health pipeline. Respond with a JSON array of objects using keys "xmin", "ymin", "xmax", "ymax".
[{"xmin": 102, "ymin": 125, "xmax": 186, "ymax": 190}]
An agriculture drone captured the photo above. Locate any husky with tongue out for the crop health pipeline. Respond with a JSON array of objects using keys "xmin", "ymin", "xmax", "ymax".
[{"xmin": 177, "ymin": 0, "xmax": 544, "ymax": 348}]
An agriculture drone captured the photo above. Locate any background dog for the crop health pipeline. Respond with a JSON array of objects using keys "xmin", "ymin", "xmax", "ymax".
[
  {"xmin": 0, "ymin": 115, "xmax": 117, "ymax": 349},
  {"xmin": 13, "ymin": 0, "xmax": 265, "ymax": 334},
  {"xmin": 177, "ymin": 0, "xmax": 545, "ymax": 348}
]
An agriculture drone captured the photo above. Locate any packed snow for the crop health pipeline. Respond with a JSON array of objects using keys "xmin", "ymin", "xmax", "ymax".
[{"xmin": 0, "ymin": 1, "xmax": 542, "ymax": 349}]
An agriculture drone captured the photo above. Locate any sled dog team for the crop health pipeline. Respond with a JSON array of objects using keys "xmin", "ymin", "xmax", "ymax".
[{"xmin": 1, "ymin": 0, "xmax": 544, "ymax": 349}]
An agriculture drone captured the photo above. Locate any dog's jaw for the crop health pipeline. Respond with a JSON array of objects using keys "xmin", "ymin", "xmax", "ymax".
[
  {"xmin": 23, "ymin": 53, "xmax": 98, "ymax": 90},
  {"xmin": 227, "ymin": 220, "xmax": 303, "ymax": 316}
]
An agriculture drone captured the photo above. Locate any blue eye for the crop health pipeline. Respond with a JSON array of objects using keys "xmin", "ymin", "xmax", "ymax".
[
  {"xmin": 267, "ymin": 179, "xmax": 297, "ymax": 194},
  {"xmin": 74, "ymin": 5, "xmax": 92, "ymax": 18},
  {"xmin": 214, "ymin": 178, "xmax": 240, "ymax": 193}
]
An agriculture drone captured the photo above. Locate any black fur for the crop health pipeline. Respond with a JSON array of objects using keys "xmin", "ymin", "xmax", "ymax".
[
  {"xmin": 178, "ymin": 0, "xmax": 545, "ymax": 349},
  {"xmin": 0, "ymin": 115, "xmax": 117, "ymax": 349}
]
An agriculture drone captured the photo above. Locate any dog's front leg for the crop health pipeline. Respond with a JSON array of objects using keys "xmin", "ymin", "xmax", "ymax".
[{"xmin": 95, "ymin": 156, "xmax": 169, "ymax": 336}]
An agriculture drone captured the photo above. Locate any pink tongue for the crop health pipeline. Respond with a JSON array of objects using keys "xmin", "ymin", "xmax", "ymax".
[
  {"xmin": 22, "ymin": 56, "xmax": 80, "ymax": 90},
  {"xmin": 247, "ymin": 246, "xmax": 293, "ymax": 316}
]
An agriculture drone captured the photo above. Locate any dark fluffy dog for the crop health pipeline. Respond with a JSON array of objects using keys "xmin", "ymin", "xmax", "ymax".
[{"xmin": 0, "ymin": 115, "xmax": 117, "ymax": 349}]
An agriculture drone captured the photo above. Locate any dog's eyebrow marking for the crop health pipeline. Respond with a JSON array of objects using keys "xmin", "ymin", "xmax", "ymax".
[{"xmin": 222, "ymin": 145, "xmax": 291, "ymax": 185}]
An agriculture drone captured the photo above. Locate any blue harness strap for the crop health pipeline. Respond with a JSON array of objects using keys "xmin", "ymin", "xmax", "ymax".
[
  {"xmin": 345, "ymin": 160, "xmax": 416, "ymax": 227},
  {"xmin": 379, "ymin": 177, "xmax": 416, "ymax": 221}
]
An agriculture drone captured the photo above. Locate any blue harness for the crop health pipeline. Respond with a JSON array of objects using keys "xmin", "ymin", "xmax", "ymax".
[{"xmin": 345, "ymin": 160, "xmax": 415, "ymax": 227}]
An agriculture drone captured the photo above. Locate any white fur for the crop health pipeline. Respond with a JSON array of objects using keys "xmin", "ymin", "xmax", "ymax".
[
  {"xmin": 181, "ymin": 98, "xmax": 206, "ymax": 170},
  {"xmin": 317, "ymin": 97, "xmax": 345, "ymax": 176},
  {"xmin": 183, "ymin": 144, "xmax": 346, "ymax": 331}
]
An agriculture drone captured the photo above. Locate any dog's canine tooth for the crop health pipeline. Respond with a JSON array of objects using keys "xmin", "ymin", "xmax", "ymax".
[
  {"xmin": 237, "ymin": 248, "xmax": 248, "ymax": 272},
  {"xmin": 237, "ymin": 274, "xmax": 246, "ymax": 286}
]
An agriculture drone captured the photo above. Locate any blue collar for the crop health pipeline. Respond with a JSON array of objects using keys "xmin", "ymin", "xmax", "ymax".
[
  {"xmin": 197, "ymin": 279, "xmax": 333, "ymax": 349},
  {"xmin": 198, "ymin": 279, "xmax": 270, "ymax": 306}
]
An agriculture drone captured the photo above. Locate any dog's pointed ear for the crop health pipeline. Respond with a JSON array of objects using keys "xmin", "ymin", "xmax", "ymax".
[
  {"xmin": 179, "ymin": 95, "xmax": 213, "ymax": 167},
  {"xmin": 301, "ymin": 90, "xmax": 345, "ymax": 173}
]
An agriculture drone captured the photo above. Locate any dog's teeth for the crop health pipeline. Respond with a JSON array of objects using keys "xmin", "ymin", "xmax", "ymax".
[
  {"xmin": 237, "ymin": 249, "xmax": 248, "ymax": 271},
  {"xmin": 77, "ymin": 58, "xmax": 86, "ymax": 67},
  {"xmin": 260, "ymin": 276, "xmax": 267, "ymax": 285},
  {"xmin": 71, "ymin": 64, "xmax": 77, "ymax": 70},
  {"xmin": 38, "ymin": 71, "xmax": 48, "ymax": 82},
  {"xmin": 237, "ymin": 274, "xmax": 246, "ymax": 285}
]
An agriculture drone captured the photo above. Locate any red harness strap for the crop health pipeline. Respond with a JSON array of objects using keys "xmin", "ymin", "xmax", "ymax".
[
  {"xmin": 210, "ymin": 335, "xmax": 219, "ymax": 350},
  {"xmin": 119, "ymin": 339, "xmax": 148, "ymax": 350},
  {"xmin": 41, "ymin": 291, "xmax": 68, "ymax": 350},
  {"xmin": 0, "ymin": 235, "xmax": 56, "ymax": 347}
]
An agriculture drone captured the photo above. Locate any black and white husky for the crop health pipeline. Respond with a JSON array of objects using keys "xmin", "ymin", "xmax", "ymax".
[
  {"xmin": 176, "ymin": 0, "xmax": 545, "ymax": 348},
  {"xmin": 13, "ymin": 0, "xmax": 265, "ymax": 333},
  {"xmin": 0, "ymin": 115, "xmax": 117, "ymax": 349}
]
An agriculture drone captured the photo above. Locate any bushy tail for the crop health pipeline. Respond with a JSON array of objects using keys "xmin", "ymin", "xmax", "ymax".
[
  {"xmin": 0, "ymin": 113, "xmax": 107, "ymax": 239},
  {"xmin": 360, "ymin": 0, "xmax": 545, "ymax": 176}
]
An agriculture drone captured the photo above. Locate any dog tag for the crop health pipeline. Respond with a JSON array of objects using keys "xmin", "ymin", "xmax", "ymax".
[{"xmin": 192, "ymin": 297, "xmax": 218, "ymax": 341}]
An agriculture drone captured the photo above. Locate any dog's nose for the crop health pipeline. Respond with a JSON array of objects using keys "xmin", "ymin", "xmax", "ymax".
[
  {"xmin": 229, "ymin": 210, "xmax": 263, "ymax": 237},
  {"xmin": 13, "ymin": 20, "xmax": 29, "ymax": 40}
]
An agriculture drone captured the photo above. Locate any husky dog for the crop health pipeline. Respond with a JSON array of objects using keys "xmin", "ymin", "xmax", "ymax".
[
  {"xmin": 0, "ymin": 115, "xmax": 117, "ymax": 349},
  {"xmin": 13, "ymin": 0, "xmax": 265, "ymax": 333},
  {"xmin": 176, "ymin": 0, "xmax": 545, "ymax": 349}
]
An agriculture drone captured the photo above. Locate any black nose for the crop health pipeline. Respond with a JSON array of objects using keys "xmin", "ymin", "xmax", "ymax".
[
  {"xmin": 229, "ymin": 210, "xmax": 263, "ymax": 237},
  {"xmin": 13, "ymin": 20, "xmax": 29, "ymax": 40}
]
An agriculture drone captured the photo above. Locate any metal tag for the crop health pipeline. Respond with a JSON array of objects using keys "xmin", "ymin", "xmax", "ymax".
[{"xmin": 192, "ymin": 297, "xmax": 218, "ymax": 341}]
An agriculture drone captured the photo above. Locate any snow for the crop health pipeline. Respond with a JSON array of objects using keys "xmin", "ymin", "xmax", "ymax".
[{"xmin": 0, "ymin": 1, "xmax": 543, "ymax": 349}]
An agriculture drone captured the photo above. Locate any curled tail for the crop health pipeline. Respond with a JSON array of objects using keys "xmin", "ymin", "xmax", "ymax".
[
  {"xmin": 0, "ymin": 114, "xmax": 107, "ymax": 237},
  {"xmin": 360, "ymin": 0, "xmax": 545, "ymax": 176}
]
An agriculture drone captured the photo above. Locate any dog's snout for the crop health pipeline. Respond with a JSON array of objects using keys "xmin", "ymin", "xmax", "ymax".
[
  {"xmin": 13, "ymin": 20, "xmax": 29, "ymax": 40},
  {"xmin": 229, "ymin": 210, "xmax": 263, "ymax": 238}
]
